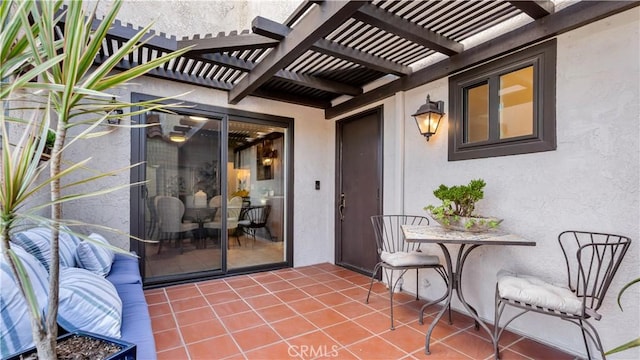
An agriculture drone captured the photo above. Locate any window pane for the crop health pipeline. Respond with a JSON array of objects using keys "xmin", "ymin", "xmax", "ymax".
[
  {"xmin": 499, "ymin": 66, "xmax": 534, "ymax": 139},
  {"xmin": 465, "ymin": 84, "xmax": 489, "ymax": 143}
]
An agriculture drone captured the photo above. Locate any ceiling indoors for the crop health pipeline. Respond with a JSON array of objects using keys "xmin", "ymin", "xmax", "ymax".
[{"xmin": 78, "ymin": 1, "xmax": 637, "ymax": 120}]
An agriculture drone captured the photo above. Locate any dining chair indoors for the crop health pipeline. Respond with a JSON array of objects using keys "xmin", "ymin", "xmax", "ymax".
[
  {"xmin": 155, "ymin": 196, "xmax": 199, "ymax": 254},
  {"xmin": 238, "ymin": 204, "xmax": 273, "ymax": 247},
  {"xmin": 203, "ymin": 196, "xmax": 243, "ymax": 248},
  {"xmin": 494, "ymin": 230, "xmax": 631, "ymax": 360},
  {"xmin": 367, "ymin": 215, "xmax": 450, "ymax": 330}
]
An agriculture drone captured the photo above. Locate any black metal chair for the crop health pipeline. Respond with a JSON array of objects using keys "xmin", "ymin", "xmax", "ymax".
[
  {"xmin": 238, "ymin": 205, "xmax": 272, "ymax": 246},
  {"xmin": 494, "ymin": 230, "xmax": 631, "ymax": 359},
  {"xmin": 366, "ymin": 215, "xmax": 450, "ymax": 330}
]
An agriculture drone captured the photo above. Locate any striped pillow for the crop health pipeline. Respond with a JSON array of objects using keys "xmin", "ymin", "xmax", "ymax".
[
  {"xmin": 58, "ymin": 267, "xmax": 122, "ymax": 338},
  {"xmin": 75, "ymin": 233, "xmax": 115, "ymax": 277},
  {"xmin": 12, "ymin": 227, "xmax": 80, "ymax": 272},
  {"xmin": 0, "ymin": 245, "xmax": 50, "ymax": 358}
]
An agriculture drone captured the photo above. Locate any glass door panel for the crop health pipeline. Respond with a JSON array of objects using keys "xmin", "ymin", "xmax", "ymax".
[
  {"xmin": 228, "ymin": 120, "xmax": 287, "ymax": 269},
  {"xmin": 144, "ymin": 112, "xmax": 223, "ymax": 278}
]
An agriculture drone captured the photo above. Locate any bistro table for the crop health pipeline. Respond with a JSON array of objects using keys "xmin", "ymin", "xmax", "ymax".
[{"xmin": 401, "ymin": 225, "xmax": 536, "ymax": 355}]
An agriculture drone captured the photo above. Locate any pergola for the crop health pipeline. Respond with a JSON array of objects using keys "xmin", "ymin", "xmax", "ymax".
[{"xmin": 73, "ymin": 0, "xmax": 637, "ymax": 118}]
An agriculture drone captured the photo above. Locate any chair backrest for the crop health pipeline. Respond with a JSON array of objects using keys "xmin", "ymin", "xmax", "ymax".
[
  {"xmin": 370, "ymin": 215, "xmax": 429, "ymax": 254},
  {"xmin": 227, "ymin": 196, "xmax": 243, "ymax": 222},
  {"xmin": 155, "ymin": 196, "xmax": 185, "ymax": 233},
  {"xmin": 209, "ymin": 195, "xmax": 222, "ymax": 222},
  {"xmin": 243, "ymin": 205, "xmax": 271, "ymax": 227},
  {"xmin": 558, "ymin": 230, "xmax": 631, "ymax": 312}
]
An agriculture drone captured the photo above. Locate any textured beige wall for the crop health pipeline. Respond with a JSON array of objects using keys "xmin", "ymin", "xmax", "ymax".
[{"xmin": 90, "ymin": 0, "xmax": 301, "ymax": 38}]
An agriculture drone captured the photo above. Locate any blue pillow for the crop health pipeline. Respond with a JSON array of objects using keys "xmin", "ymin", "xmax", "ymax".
[
  {"xmin": 0, "ymin": 244, "xmax": 50, "ymax": 358},
  {"xmin": 58, "ymin": 267, "xmax": 122, "ymax": 338},
  {"xmin": 12, "ymin": 227, "xmax": 79, "ymax": 272},
  {"xmin": 75, "ymin": 233, "xmax": 115, "ymax": 277}
]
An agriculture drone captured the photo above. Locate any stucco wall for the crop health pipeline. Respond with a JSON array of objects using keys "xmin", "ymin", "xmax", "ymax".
[
  {"xmin": 62, "ymin": 0, "xmax": 334, "ymax": 266},
  {"xmin": 61, "ymin": 1, "xmax": 639, "ymax": 357},
  {"xmin": 398, "ymin": 9, "xmax": 639, "ymax": 359},
  {"xmin": 330, "ymin": 7, "xmax": 639, "ymax": 359},
  {"xmin": 63, "ymin": 76, "xmax": 334, "ymax": 267}
]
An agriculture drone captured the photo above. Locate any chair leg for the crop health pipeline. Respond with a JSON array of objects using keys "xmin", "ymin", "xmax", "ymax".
[
  {"xmin": 366, "ymin": 263, "xmax": 382, "ymax": 303},
  {"xmin": 415, "ymin": 268, "xmax": 419, "ymax": 301},
  {"xmin": 387, "ymin": 269, "xmax": 396, "ymax": 330},
  {"xmin": 579, "ymin": 319, "xmax": 602, "ymax": 360},
  {"xmin": 264, "ymin": 226, "xmax": 273, "ymax": 241}
]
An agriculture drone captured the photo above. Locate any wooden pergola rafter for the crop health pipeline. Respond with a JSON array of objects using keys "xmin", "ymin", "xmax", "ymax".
[{"xmin": 81, "ymin": 0, "xmax": 637, "ymax": 117}]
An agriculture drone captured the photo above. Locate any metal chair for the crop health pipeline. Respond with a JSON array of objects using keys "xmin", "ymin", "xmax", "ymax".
[
  {"xmin": 239, "ymin": 204, "xmax": 272, "ymax": 246},
  {"xmin": 494, "ymin": 231, "xmax": 631, "ymax": 359},
  {"xmin": 366, "ymin": 215, "xmax": 450, "ymax": 330},
  {"xmin": 155, "ymin": 196, "xmax": 198, "ymax": 254}
]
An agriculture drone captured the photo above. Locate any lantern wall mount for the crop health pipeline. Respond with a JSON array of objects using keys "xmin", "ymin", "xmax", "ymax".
[{"xmin": 411, "ymin": 94, "xmax": 445, "ymax": 141}]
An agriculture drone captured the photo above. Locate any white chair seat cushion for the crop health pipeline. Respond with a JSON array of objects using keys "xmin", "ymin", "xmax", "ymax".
[
  {"xmin": 497, "ymin": 270, "xmax": 583, "ymax": 315},
  {"xmin": 381, "ymin": 251, "xmax": 440, "ymax": 267}
]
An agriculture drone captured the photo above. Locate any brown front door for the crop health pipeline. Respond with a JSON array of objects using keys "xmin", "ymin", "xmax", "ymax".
[{"xmin": 335, "ymin": 107, "xmax": 382, "ymax": 276}]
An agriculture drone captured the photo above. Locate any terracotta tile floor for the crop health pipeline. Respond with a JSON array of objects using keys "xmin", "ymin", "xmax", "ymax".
[{"xmin": 145, "ymin": 263, "xmax": 579, "ymax": 360}]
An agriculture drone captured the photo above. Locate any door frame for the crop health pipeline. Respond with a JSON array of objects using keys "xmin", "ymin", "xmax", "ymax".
[
  {"xmin": 130, "ymin": 93, "xmax": 295, "ymax": 287},
  {"xmin": 334, "ymin": 106, "xmax": 383, "ymax": 276}
]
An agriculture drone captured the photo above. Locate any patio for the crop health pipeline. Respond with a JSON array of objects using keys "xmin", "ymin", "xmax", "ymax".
[{"xmin": 146, "ymin": 263, "xmax": 577, "ymax": 360}]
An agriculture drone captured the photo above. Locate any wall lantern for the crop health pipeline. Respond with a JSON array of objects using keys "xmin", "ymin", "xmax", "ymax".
[
  {"xmin": 169, "ymin": 132, "xmax": 186, "ymax": 143},
  {"xmin": 106, "ymin": 97, "xmax": 123, "ymax": 125},
  {"xmin": 411, "ymin": 94, "xmax": 445, "ymax": 141}
]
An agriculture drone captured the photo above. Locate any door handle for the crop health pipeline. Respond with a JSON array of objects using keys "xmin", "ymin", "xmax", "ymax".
[{"xmin": 338, "ymin": 193, "xmax": 346, "ymax": 221}]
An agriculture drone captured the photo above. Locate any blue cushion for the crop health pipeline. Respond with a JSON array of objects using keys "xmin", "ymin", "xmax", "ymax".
[
  {"xmin": 58, "ymin": 267, "xmax": 122, "ymax": 338},
  {"xmin": 75, "ymin": 233, "xmax": 115, "ymax": 277},
  {"xmin": 116, "ymin": 283, "xmax": 157, "ymax": 360},
  {"xmin": 12, "ymin": 227, "xmax": 79, "ymax": 272},
  {"xmin": 1, "ymin": 245, "xmax": 49, "ymax": 357},
  {"xmin": 106, "ymin": 253, "xmax": 141, "ymax": 285}
]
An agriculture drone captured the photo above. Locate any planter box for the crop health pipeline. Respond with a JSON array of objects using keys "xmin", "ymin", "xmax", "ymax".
[{"xmin": 6, "ymin": 331, "xmax": 136, "ymax": 360}]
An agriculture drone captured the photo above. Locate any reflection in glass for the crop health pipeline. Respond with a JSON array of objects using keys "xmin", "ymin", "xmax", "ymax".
[
  {"xmin": 465, "ymin": 84, "xmax": 489, "ymax": 143},
  {"xmin": 144, "ymin": 112, "xmax": 222, "ymax": 278},
  {"xmin": 499, "ymin": 66, "xmax": 534, "ymax": 139},
  {"xmin": 143, "ymin": 114, "xmax": 287, "ymax": 280}
]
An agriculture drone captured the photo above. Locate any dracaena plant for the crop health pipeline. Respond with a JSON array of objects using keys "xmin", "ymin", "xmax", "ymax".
[
  {"xmin": 605, "ymin": 277, "xmax": 640, "ymax": 355},
  {"xmin": 0, "ymin": 0, "xmax": 189, "ymax": 358}
]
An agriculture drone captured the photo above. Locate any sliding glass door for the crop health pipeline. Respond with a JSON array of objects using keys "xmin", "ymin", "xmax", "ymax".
[
  {"xmin": 143, "ymin": 112, "xmax": 224, "ymax": 278},
  {"xmin": 131, "ymin": 95, "xmax": 292, "ymax": 286}
]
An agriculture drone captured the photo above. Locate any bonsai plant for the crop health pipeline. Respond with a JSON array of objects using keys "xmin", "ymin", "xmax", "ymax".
[
  {"xmin": 0, "ymin": 0, "xmax": 189, "ymax": 358},
  {"xmin": 424, "ymin": 178, "xmax": 502, "ymax": 231}
]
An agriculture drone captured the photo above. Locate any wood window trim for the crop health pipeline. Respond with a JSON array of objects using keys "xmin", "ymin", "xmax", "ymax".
[{"xmin": 448, "ymin": 40, "xmax": 557, "ymax": 161}]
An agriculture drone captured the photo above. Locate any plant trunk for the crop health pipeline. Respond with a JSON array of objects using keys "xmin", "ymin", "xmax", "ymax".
[{"xmin": 36, "ymin": 118, "xmax": 68, "ymax": 359}]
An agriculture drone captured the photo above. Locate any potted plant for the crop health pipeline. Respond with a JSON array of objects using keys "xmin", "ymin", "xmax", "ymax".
[
  {"xmin": 605, "ymin": 277, "xmax": 640, "ymax": 355},
  {"xmin": 424, "ymin": 179, "xmax": 502, "ymax": 232},
  {"xmin": 0, "ymin": 1, "xmax": 189, "ymax": 358}
]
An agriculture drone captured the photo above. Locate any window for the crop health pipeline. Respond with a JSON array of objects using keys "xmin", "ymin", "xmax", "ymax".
[{"xmin": 448, "ymin": 40, "xmax": 556, "ymax": 161}]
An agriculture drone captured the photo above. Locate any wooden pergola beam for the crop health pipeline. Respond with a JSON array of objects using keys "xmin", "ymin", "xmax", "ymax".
[
  {"xmin": 228, "ymin": 0, "xmax": 366, "ymax": 105},
  {"xmin": 178, "ymin": 33, "xmax": 279, "ymax": 53},
  {"xmin": 325, "ymin": 0, "xmax": 639, "ymax": 119},
  {"xmin": 253, "ymin": 16, "xmax": 411, "ymax": 76},
  {"xmin": 275, "ymin": 69, "xmax": 362, "ymax": 96},
  {"xmin": 510, "ymin": 1, "xmax": 555, "ymax": 19},
  {"xmin": 352, "ymin": 3, "xmax": 464, "ymax": 56},
  {"xmin": 252, "ymin": 88, "xmax": 332, "ymax": 108}
]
